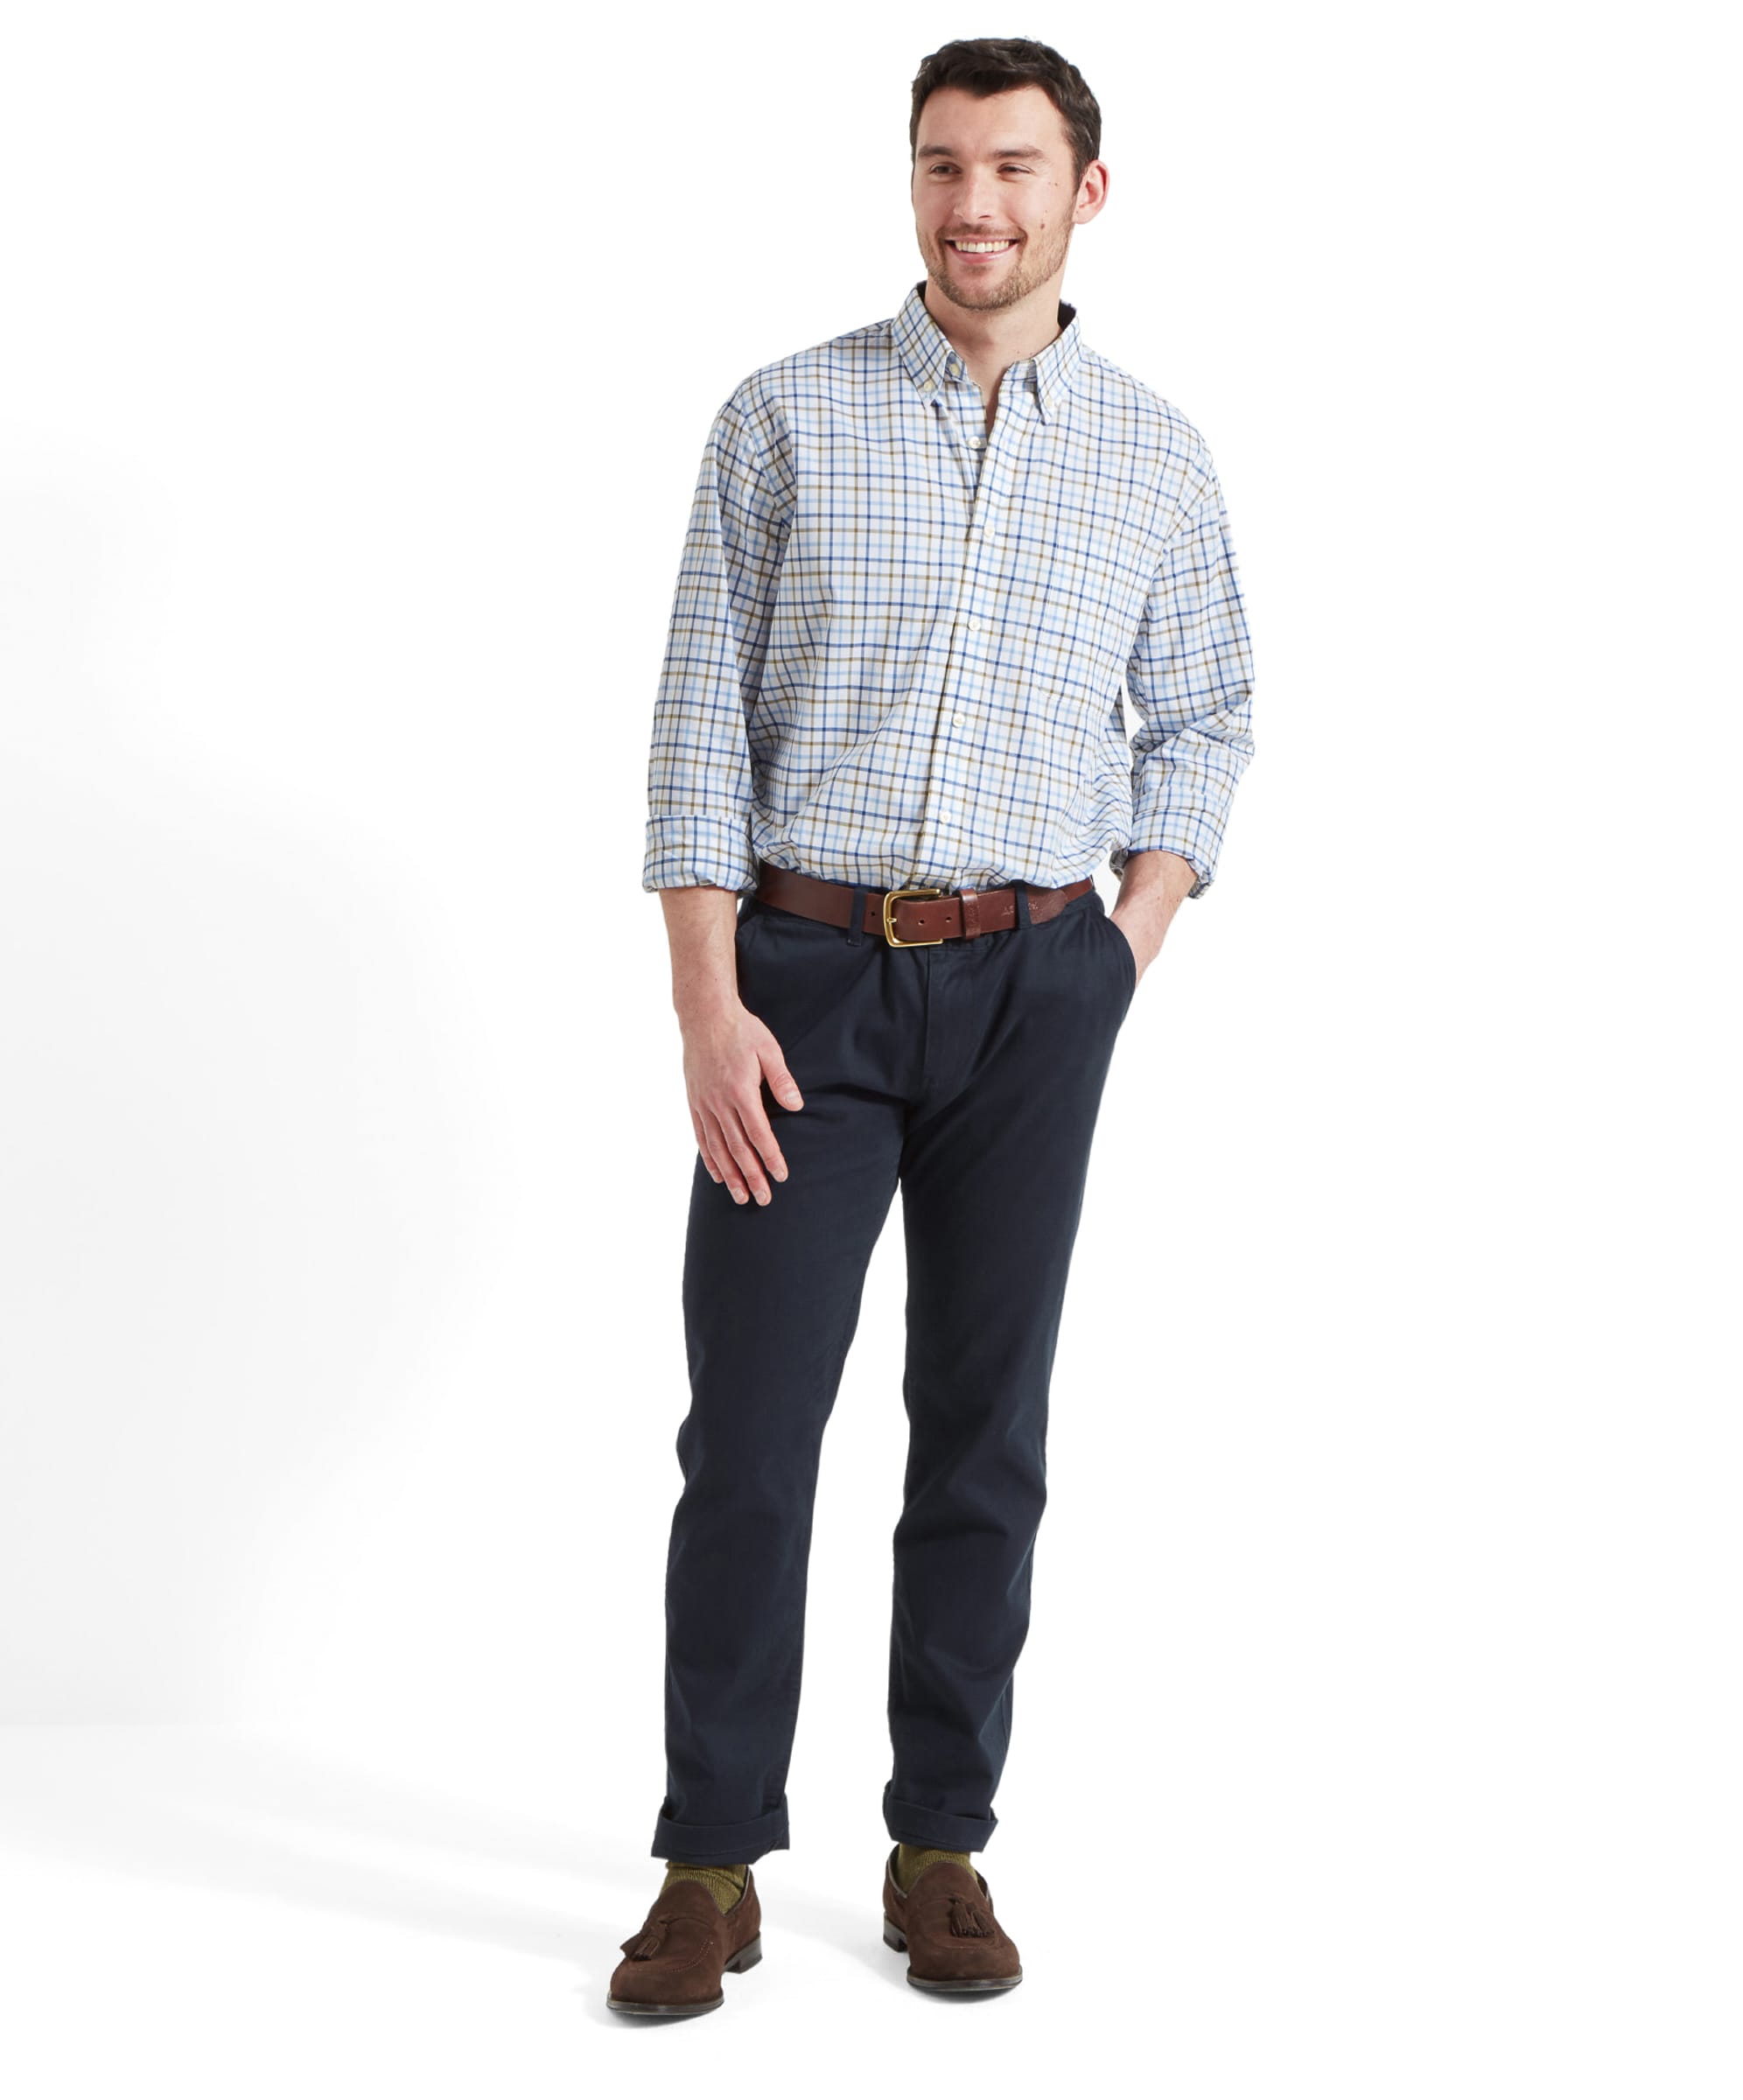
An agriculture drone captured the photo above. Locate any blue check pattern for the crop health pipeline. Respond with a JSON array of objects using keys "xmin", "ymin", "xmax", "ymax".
[{"xmin": 642, "ymin": 280, "xmax": 1254, "ymax": 900}]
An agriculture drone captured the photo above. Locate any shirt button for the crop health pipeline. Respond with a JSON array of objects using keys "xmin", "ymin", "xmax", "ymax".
[
  {"xmin": 952, "ymin": 711, "xmax": 966, "ymax": 725},
  {"xmin": 967, "ymin": 616, "xmax": 982, "ymax": 631}
]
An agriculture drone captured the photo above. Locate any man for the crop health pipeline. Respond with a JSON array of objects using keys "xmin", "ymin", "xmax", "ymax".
[{"xmin": 610, "ymin": 35, "xmax": 1254, "ymax": 2014}]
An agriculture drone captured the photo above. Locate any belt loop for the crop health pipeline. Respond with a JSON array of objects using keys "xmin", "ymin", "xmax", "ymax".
[
  {"xmin": 1012, "ymin": 878, "xmax": 1032, "ymax": 930},
  {"xmin": 844, "ymin": 886, "xmax": 866, "ymax": 946}
]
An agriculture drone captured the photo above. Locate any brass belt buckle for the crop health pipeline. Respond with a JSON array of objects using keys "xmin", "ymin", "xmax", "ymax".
[{"xmin": 882, "ymin": 885, "xmax": 945, "ymax": 947}]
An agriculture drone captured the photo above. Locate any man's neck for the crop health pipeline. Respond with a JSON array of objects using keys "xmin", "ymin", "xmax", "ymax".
[{"xmin": 922, "ymin": 282, "xmax": 1065, "ymax": 376}]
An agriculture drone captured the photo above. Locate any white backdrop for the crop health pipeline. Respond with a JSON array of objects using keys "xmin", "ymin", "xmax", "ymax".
[{"xmin": 1, "ymin": 2, "xmax": 1736, "ymax": 2092}]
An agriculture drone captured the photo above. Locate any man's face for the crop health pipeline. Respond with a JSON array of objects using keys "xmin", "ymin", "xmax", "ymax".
[{"xmin": 911, "ymin": 84, "xmax": 1094, "ymax": 314}]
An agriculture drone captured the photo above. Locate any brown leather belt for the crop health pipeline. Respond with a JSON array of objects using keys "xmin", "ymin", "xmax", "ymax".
[{"xmin": 754, "ymin": 861, "xmax": 1095, "ymax": 946}]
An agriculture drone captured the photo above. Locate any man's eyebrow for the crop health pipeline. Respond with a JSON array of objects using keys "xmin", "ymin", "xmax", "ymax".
[{"xmin": 916, "ymin": 143, "xmax": 1049, "ymax": 159}]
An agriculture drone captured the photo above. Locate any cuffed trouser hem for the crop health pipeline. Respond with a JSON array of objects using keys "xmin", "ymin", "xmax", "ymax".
[
  {"xmin": 882, "ymin": 1783, "xmax": 998, "ymax": 1852},
  {"xmin": 651, "ymin": 1800, "xmax": 790, "ymax": 1866}
]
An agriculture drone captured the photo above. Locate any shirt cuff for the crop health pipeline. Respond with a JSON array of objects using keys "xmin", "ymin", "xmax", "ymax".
[
  {"xmin": 1110, "ymin": 834, "xmax": 1214, "ymax": 899},
  {"xmin": 642, "ymin": 816, "xmax": 759, "ymax": 894}
]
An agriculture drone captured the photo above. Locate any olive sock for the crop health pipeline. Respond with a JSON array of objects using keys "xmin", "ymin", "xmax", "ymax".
[
  {"xmin": 662, "ymin": 1859, "xmax": 748, "ymax": 1914},
  {"xmin": 894, "ymin": 1842, "xmax": 971, "ymax": 1893}
]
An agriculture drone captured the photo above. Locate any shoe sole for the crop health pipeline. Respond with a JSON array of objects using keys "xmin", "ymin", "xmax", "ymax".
[
  {"xmin": 606, "ymin": 1933, "xmax": 762, "ymax": 2015},
  {"xmin": 882, "ymin": 1918, "xmax": 1022, "ymax": 1992}
]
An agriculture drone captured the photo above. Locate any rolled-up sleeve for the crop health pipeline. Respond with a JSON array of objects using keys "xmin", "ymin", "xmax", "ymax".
[
  {"xmin": 641, "ymin": 387, "xmax": 788, "ymax": 892},
  {"xmin": 1110, "ymin": 451, "xmax": 1256, "ymax": 898}
]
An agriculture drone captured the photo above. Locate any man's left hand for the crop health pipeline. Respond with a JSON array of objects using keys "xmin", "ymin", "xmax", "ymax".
[{"xmin": 1109, "ymin": 850, "xmax": 1200, "ymax": 988}]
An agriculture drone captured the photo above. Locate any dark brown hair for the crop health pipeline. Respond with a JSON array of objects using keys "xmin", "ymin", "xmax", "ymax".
[{"xmin": 908, "ymin": 37, "xmax": 1102, "ymax": 193}]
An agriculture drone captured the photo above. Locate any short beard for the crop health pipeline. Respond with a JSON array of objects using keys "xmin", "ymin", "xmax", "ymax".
[{"xmin": 925, "ymin": 228, "xmax": 1069, "ymax": 312}]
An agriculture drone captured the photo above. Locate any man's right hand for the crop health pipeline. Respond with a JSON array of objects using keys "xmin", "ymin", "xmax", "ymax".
[
  {"xmin": 656, "ymin": 883, "xmax": 803, "ymax": 1205},
  {"xmin": 682, "ymin": 1001, "xmax": 802, "ymax": 1206}
]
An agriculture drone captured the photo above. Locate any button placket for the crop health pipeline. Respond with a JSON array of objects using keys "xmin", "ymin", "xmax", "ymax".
[{"xmin": 916, "ymin": 360, "xmax": 1024, "ymax": 883}]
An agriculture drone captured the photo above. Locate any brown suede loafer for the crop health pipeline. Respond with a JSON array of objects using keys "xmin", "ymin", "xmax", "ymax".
[
  {"xmin": 881, "ymin": 1845, "xmax": 1022, "ymax": 1993},
  {"xmin": 606, "ymin": 1871, "xmax": 762, "ymax": 2017}
]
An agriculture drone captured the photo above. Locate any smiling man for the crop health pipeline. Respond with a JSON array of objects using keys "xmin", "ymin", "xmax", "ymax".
[{"xmin": 612, "ymin": 36, "xmax": 1256, "ymax": 2015}]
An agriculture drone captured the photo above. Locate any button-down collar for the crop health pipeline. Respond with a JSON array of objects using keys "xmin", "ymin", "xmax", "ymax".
[{"xmin": 892, "ymin": 278, "xmax": 1083, "ymax": 424}]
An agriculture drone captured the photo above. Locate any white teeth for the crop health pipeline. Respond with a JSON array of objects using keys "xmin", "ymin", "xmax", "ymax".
[{"xmin": 952, "ymin": 240, "xmax": 1013, "ymax": 253}]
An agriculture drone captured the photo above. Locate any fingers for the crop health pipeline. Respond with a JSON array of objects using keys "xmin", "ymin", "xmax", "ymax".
[
  {"xmin": 760, "ymin": 1050, "xmax": 804, "ymax": 1115},
  {"xmin": 696, "ymin": 1102, "xmax": 742, "ymax": 1197},
  {"xmin": 690, "ymin": 1104, "xmax": 724, "ymax": 1185},
  {"xmin": 694, "ymin": 1046, "xmax": 802, "ymax": 1205},
  {"xmin": 736, "ymin": 1089, "xmax": 790, "ymax": 1197},
  {"xmin": 690, "ymin": 1018, "xmax": 806, "ymax": 1207},
  {"xmin": 697, "ymin": 1096, "xmax": 788, "ymax": 1208}
]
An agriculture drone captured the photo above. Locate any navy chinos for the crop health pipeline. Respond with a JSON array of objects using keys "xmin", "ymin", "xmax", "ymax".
[{"xmin": 651, "ymin": 870, "xmax": 1138, "ymax": 1866}]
